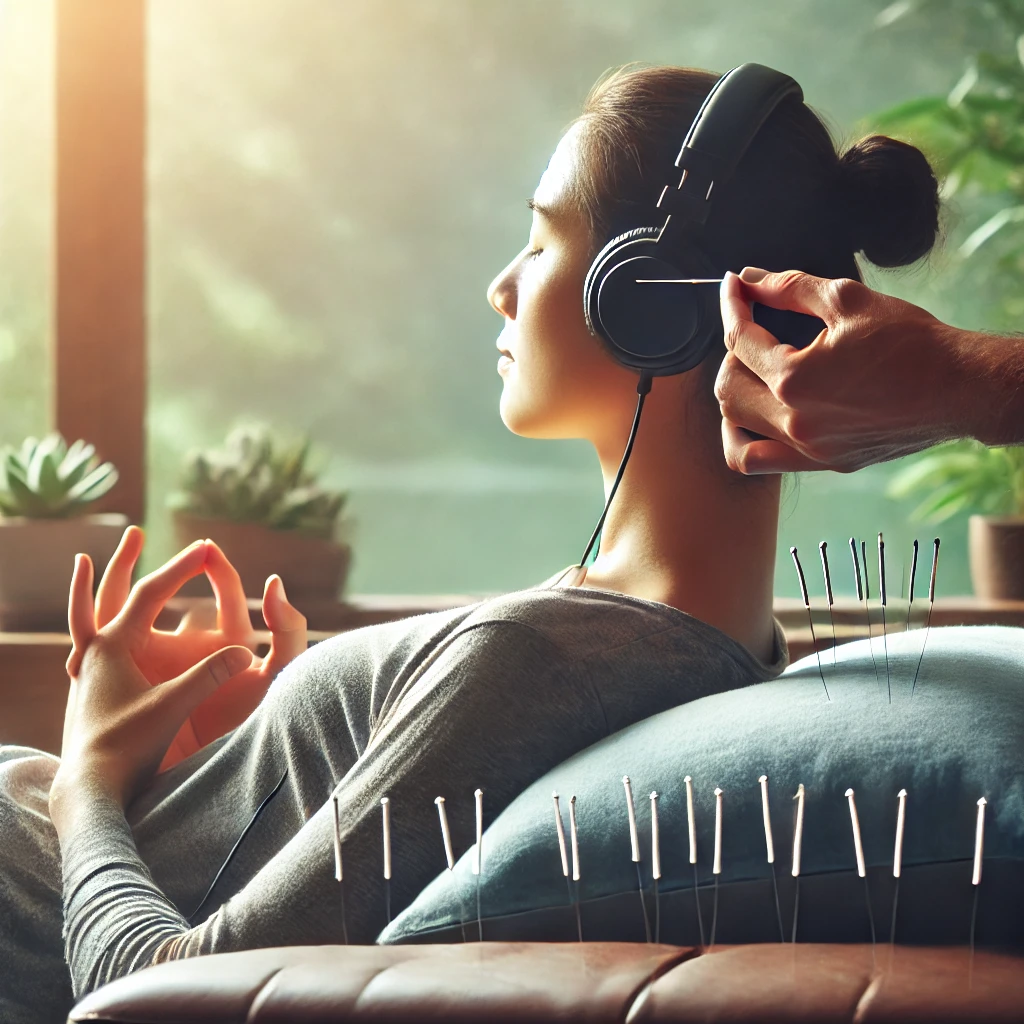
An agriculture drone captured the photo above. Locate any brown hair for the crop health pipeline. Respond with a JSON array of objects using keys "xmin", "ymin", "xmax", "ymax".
[{"xmin": 570, "ymin": 64, "xmax": 941, "ymax": 284}]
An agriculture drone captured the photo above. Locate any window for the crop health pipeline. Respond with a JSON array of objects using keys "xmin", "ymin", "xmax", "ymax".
[{"xmin": 140, "ymin": 0, "xmax": 974, "ymax": 598}]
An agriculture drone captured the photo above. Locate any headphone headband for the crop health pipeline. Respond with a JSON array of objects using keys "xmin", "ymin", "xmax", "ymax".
[{"xmin": 654, "ymin": 63, "xmax": 802, "ymax": 240}]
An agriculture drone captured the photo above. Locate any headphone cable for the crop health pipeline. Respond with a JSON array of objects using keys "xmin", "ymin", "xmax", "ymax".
[{"xmin": 577, "ymin": 373, "xmax": 652, "ymax": 569}]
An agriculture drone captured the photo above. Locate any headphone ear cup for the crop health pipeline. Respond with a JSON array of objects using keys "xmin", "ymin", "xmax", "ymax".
[
  {"xmin": 583, "ymin": 227, "xmax": 664, "ymax": 336},
  {"xmin": 584, "ymin": 228, "xmax": 722, "ymax": 376}
]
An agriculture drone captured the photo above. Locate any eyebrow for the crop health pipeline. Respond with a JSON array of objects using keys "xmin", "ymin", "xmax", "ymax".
[{"xmin": 526, "ymin": 197, "xmax": 558, "ymax": 219}]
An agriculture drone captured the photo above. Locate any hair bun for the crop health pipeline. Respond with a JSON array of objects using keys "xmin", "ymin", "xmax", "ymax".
[{"xmin": 838, "ymin": 135, "xmax": 940, "ymax": 268}]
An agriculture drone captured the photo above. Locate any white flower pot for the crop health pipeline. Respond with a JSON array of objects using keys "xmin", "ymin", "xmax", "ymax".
[{"xmin": 0, "ymin": 513, "xmax": 129, "ymax": 631}]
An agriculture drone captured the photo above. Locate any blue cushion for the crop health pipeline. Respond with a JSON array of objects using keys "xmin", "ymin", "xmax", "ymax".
[{"xmin": 380, "ymin": 626, "xmax": 1024, "ymax": 947}]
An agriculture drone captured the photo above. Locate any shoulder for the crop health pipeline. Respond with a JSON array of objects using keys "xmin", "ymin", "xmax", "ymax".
[
  {"xmin": 456, "ymin": 585, "xmax": 698, "ymax": 659},
  {"xmin": 463, "ymin": 587, "xmax": 788, "ymax": 681},
  {"xmin": 276, "ymin": 602, "xmax": 484, "ymax": 684}
]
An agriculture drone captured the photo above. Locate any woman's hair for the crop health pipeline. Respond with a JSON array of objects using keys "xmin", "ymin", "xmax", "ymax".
[{"xmin": 569, "ymin": 64, "xmax": 941, "ymax": 283}]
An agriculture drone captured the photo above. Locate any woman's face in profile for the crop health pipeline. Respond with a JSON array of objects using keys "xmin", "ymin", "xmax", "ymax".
[{"xmin": 487, "ymin": 123, "xmax": 638, "ymax": 443}]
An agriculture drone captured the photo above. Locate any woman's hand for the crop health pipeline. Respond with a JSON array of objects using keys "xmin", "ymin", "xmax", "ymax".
[
  {"xmin": 66, "ymin": 527, "xmax": 308, "ymax": 767},
  {"xmin": 56, "ymin": 546, "xmax": 254, "ymax": 812}
]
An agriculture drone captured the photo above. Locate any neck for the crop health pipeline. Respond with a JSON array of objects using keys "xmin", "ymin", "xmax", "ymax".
[{"xmin": 581, "ymin": 375, "xmax": 780, "ymax": 664}]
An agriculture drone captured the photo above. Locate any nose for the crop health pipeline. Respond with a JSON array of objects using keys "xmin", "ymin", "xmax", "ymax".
[{"xmin": 486, "ymin": 256, "xmax": 518, "ymax": 320}]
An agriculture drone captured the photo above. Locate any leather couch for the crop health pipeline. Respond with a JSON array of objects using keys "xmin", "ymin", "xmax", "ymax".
[{"xmin": 69, "ymin": 942, "xmax": 1024, "ymax": 1022}]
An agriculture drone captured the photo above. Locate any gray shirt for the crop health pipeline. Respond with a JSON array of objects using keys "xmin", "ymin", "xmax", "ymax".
[{"xmin": 1, "ymin": 579, "xmax": 786, "ymax": 1018}]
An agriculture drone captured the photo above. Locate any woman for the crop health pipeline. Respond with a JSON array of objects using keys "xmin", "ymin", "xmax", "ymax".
[{"xmin": 0, "ymin": 64, "xmax": 939, "ymax": 1021}]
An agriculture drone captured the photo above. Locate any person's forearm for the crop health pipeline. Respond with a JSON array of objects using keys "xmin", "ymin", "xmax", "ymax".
[
  {"xmin": 53, "ymin": 778, "xmax": 194, "ymax": 997},
  {"xmin": 940, "ymin": 324, "xmax": 1024, "ymax": 447}
]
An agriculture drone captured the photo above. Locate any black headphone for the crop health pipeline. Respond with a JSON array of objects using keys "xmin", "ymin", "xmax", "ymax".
[{"xmin": 582, "ymin": 63, "xmax": 807, "ymax": 377}]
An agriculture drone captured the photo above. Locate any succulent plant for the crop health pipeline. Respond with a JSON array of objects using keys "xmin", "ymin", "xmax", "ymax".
[
  {"xmin": 170, "ymin": 426, "xmax": 346, "ymax": 539},
  {"xmin": 0, "ymin": 433, "xmax": 119, "ymax": 518}
]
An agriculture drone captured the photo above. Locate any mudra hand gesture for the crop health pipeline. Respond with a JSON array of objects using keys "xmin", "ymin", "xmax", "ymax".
[{"xmin": 63, "ymin": 528, "xmax": 307, "ymax": 776}]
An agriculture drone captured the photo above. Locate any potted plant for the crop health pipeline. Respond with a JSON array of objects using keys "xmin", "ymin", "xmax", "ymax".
[
  {"xmin": 887, "ymin": 441, "xmax": 1024, "ymax": 600},
  {"xmin": 0, "ymin": 433, "xmax": 126, "ymax": 630},
  {"xmin": 169, "ymin": 426, "xmax": 352, "ymax": 600}
]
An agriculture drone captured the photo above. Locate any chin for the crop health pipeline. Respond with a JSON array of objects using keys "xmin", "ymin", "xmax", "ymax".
[{"xmin": 498, "ymin": 388, "xmax": 568, "ymax": 439}]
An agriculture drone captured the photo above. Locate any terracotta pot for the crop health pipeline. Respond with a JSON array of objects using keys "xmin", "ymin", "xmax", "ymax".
[
  {"xmin": 0, "ymin": 513, "xmax": 129, "ymax": 631},
  {"xmin": 173, "ymin": 511, "xmax": 351, "ymax": 600},
  {"xmin": 968, "ymin": 514, "xmax": 1024, "ymax": 600}
]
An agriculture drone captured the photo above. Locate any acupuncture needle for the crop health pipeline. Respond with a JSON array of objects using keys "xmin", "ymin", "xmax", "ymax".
[
  {"xmin": 569, "ymin": 795, "xmax": 583, "ymax": 942},
  {"xmin": 861, "ymin": 539, "xmax": 884, "ymax": 696},
  {"xmin": 473, "ymin": 788, "xmax": 484, "ymax": 941},
  {"xmin": 635, "ymin": 278, "xmax": 725, "ymax": 284},
  {"xmin": 878, "ymin": 533, "xmax": 892, "ymax": 704},
  {"xmin": 791, "ymin": 783, "xmax": 805, "ymax": 944},
  {"xmin": 618, "ymin": 774, "xmax": 651, "ymax": 942},
  {"xmin": 970, "ymin": 796, "xmax": 986, "ymax": 973},
  {"xmin": 685, "ymin": 775, "xmax": 705, "ymax": 946},
  {"xmin": 891, "ymin": 789, "xmax": 907, "ymax": 945},
  {"xmin": 381, "ymin": 797, "xmax": 392, "ymax": 925},
  {"xmin": 790, "ymin": 546, "xmax": 830, "ymax": 701},
  {"xmin": 710, "ymin": 787, "xmax": 724, "ymax": 948},
  {"xmin": 850, "ymin": 538, "xmax": 881, "ymax": 690},
  {"xmin": 846, "ymin": 788, "xmax": 876, "ymax": 948},
  {"xmin": 910, "ymin": 538, "xmax": 940, "ymax": 700},
  {"xmin": 553, "ymin": 792, "xmax": 582, "ymax": 940},
  {"xmin": 819, "ymin": 541, "xmax": 837, "ymax": 668},
  {"xmin": 650, "ymin": 791, "xmax": 662, "ymax": 945},
  {"xmin": 906, "ymin": 539, "xmax": 919, "ymax": 634},
  {"xmin": 759, "ymin": 774, "xmax": 785, "ymax": 942},
  {"xmin": 332, "ymin": 795, "xmax": 349, "ymax": 945},
  {"xmin": 437, "ymin": 794, "xmax": 468, "ymax": 943}
]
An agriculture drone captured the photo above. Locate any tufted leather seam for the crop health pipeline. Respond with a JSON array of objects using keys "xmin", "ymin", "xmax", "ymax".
[
  {"xmin": 851, "ymin": 972, "xmax": 883, "ymax": 1024},
  {"xmin": 244, "ymin": 967, "xmax": 285, "ymax": 1024},
  {"xmin": 622, "ymin": 947, "xmax": 704, "ymax": 1024},
  {"xmin": 349, "ymin": 960, "xmax": 419, "ymax": 1015}
]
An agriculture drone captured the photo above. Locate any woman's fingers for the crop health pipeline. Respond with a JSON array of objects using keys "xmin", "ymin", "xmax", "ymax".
[
  {"xmin": 204, "ymin": 540, "xmax": 253, "ymax": 639},
  {"xmin": 66, "ymin": 553, "xmax": 97, "ymax": 678},
  {"xmin": 262, "ymin": 575, "xmax": 308, "ymax": 676},
  {"xmin": 163, "ymin": 645, "xmax": 254, "ymax": 722},
  {"xmin": 117, "ymin": 541, "xmax": 209, "ymax": 640},
  {"xmin": 95, "ymin": 525, "xmax": 145, "ymax": 628}
]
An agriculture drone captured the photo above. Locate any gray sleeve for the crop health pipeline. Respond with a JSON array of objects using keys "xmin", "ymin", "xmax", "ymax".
[
  {"xmin": 61, "ymin": 620, "xmax": 606, "ymax": 996},
  {"xmin": 61, "ymin": 794, "xmax": 188, "ymax": 996}
]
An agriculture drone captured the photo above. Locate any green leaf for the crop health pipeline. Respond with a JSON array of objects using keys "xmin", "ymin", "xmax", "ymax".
[
  {"xmin": 58, "ymin": 441, "xmax": 97, "ymax": 486},
  {"xmin": 874, "ymin": 0, "xmax": 918, "ymax": 28},
  {"xmin": 17, "ymin": 437, "xmax": 37, "ymax": 467},
  {"xmin": 65, "ymin": 463, "xmax": 118, "ymax": 506},
  {"xmin": 4, "ymin": 470, "xmax": 43, "ymax": 516},
  {"xmin": 961, "ymin": 204, "xmax": 1024, "ymax": 256},
  {"xmin": 948, "ymin": 64, "xmax": 979, "ymax": 108},
  {"xmin": 26, "ymin": 439, "xmax": 62, "ymax": 507}
]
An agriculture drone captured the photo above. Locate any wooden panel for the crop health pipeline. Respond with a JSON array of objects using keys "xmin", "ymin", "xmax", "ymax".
[
  {"xmin": 54, "ymin": 0, "xmax": 146, "ymax": 523},
  {"xmin": 0, "ymin": 633, "xmax": 71, "ymax": 754}
]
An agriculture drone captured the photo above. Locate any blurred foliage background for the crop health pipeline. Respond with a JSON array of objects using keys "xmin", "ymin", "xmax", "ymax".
[{"xmin": 0, "ymin": 0, "xmax": 1020, "ymax": 600}]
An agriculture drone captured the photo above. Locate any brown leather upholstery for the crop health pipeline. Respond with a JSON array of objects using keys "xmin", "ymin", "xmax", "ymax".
[{"xmin": 68, "ymin": 943, "xmax": 1024, "ymax": 1023}]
